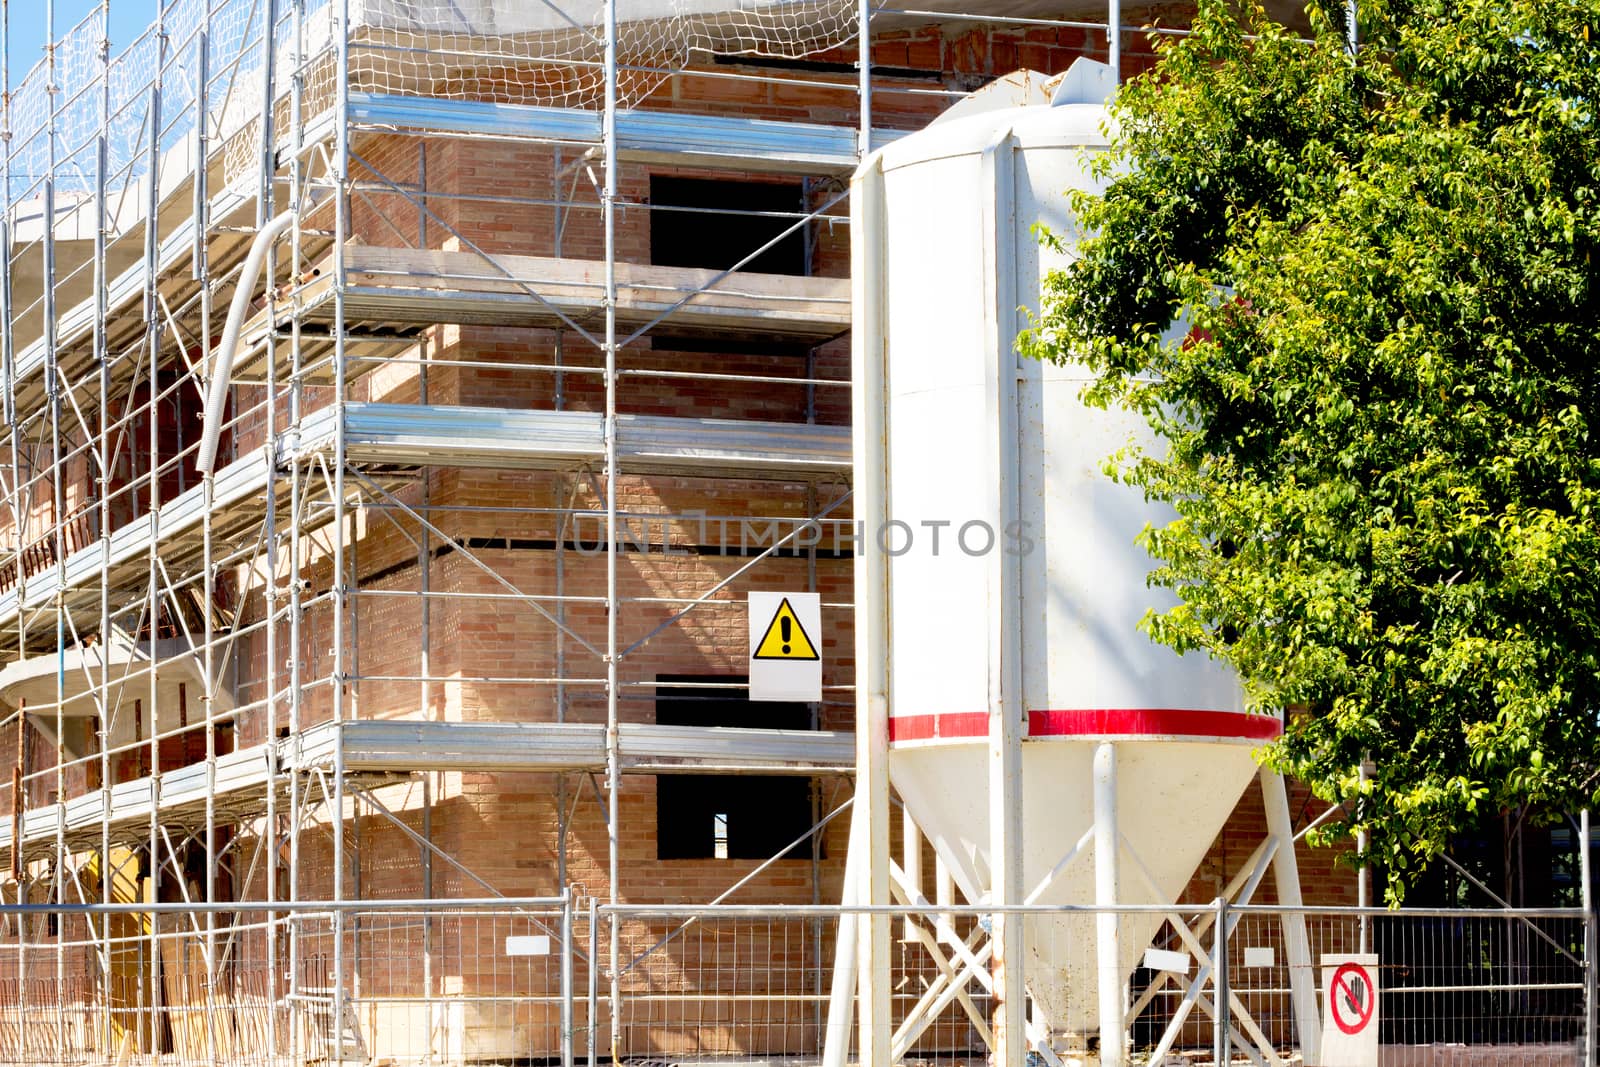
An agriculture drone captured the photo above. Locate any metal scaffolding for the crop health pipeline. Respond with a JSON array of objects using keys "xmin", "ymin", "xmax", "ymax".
[{"xmin": 0, "ymin": 0, "xmax": 1159, "ymax": 1060}]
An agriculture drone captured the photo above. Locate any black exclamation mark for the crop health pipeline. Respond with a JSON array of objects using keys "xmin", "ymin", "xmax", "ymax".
[{"xmin": 780, "ymin": 616, "xmax": 792, "ymax": 655}]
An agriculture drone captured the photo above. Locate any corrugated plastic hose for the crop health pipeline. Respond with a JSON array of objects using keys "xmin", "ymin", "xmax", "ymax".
[{"xmin": 196, "ymin": 209, "xmax": 297, "ymax": 475}]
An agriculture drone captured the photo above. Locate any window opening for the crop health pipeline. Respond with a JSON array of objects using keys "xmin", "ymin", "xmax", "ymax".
[
  {"xmin": 649, "ymin": 176, "xmax": 809, "ymax": 277},
  {"xmin": 655, "ymin": 675, "xmax": 815, "ymax": 860}
]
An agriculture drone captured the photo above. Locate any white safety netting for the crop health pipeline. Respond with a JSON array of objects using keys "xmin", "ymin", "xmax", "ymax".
[
  {"xmin": 677, "ymin": 0, "xmax": 856, "ymax": 58},
  {"xmin": 5, "ymin": 0, "xmax": 285, "ymax": 214},
  {"xmin": 6, "ymin": 8, "xmax": 104, "ymax": 207},
  {"xmin": 345, "ymin": 0, "xmax": 858, "ymax": 110},
  {"xmin": 5, "ymin": 0, "xmax": 857, "ymax": 212}
]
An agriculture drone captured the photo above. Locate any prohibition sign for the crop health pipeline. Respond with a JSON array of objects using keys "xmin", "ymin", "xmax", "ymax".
[{"xmin": 1330, "ymin": 961, "xmax": 1376, "ymax": 1035}]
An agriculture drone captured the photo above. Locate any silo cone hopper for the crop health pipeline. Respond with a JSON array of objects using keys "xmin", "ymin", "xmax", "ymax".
[{"xmin": 824, "ymin": 60, "xmax": 1323, "ymax": 1067}]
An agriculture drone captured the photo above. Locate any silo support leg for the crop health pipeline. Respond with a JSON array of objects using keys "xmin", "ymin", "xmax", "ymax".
[
  {"xmin": 1093, "ymin": 743, "xmax": 1127, "ymax": 1067},
  {"xmin": 1260, "ymin": 768, "xmax": 1320, "ymax": 1066},
  {"xmin": 992, "ymin": 911, "xmax": 1027, "ymax": 1067},
  {"xmin": 1126, "ymin": 843, "xmax": 1271, "ymax": 1025},
  {"xmin": 822, "ymin": 806, "xmax": 862, "ymax": 1067},
  {"xmin": 891, "ymin": 933, "xmax": 994, "ymax": 1058},
  {"xmin": 892, "ymin": 917, "xmax": 995, "ymax": 1057},
  {"xmin": 1026, "ymin": 1005, "xmax": 1067, "ymax": 1067},
  {"xmin": 1123, "ymin": 834, "xmax": 1282, "ymax": 1067},
  {"xmin": 1024, "ymin": 827, "xmax": 1096, "ymax": 906}
]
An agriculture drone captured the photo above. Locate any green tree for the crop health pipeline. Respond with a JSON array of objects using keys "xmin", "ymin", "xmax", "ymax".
[{"xmin": 1023, "ymin": 0, "xmax": 1600, "ymax": 899}]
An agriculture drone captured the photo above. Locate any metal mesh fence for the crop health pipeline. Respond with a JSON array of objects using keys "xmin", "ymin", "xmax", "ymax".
[
  {"xmin": 0, "ymin": 900, "xmax": 570, "ymax": 1066},
  {"xmin": 0, "ymin": 899, "xmax": 1585, "ymax": 1066},
  {"xmin": 596, "ymin": 904, "xmax": 1591, "ymax": 1067}
]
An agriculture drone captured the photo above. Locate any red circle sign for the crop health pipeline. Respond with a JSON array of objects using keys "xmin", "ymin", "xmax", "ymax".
[{"xmin": 1330, "ymin": 962, "xmax": 1376, "ymax": 1035}]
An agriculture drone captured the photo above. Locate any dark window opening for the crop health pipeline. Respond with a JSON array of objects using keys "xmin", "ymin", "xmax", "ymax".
[
  {"xmin": 710, "ymin": 53, "xmax": 945, "ymax": 82},
  {"xmin": 655, "ymin": 675, "xmax": 816, "ymax": 861},
  {"xmin": 649, "ymin": 177, "xmax": 808, "ymax": 277},
  {"xmin": 646, "ymin": 335, "xmax": 813, "ymax": 359}
]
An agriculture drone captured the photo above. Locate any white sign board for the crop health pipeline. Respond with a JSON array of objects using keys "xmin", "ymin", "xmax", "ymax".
[
  {"xmin": 504, "ymin": 935, "xmax": 551, "ymax": 957},
  {"xmin": 748, "ymin": 592, "xmax": 822, "ymax": 703},
  {"xmin": 1142, "ymin": 948, "xmax": 1190, "ymax": 975},
  {"xmin": 1320, "ymin": 953, "xmax": 1379, "ymax": 1067},
  {"xmin": 1243, "ymin": 946, "xmax": 1276, "ymax": 969}
]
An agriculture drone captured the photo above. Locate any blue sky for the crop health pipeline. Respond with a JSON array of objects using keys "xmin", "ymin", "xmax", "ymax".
[{"xmin": 5, "ymin": 2, "xmax": 154, "ymax": 78}]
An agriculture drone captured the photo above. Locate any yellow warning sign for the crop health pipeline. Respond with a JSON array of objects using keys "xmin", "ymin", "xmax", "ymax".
[{"xmin": 752, "ymin": 597, "xmax": 820, "ymax": 661}]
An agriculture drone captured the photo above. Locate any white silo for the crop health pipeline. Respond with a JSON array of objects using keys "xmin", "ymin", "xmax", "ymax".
[{"xmin": 835, "ymin": 60, "xmax": 1323, "ymax": 1067}]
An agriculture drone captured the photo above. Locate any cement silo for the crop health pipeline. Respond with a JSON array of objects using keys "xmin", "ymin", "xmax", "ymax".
[{"xmin": 835, "ymin": 60, "xmax": 1322, "ymax": 1067}]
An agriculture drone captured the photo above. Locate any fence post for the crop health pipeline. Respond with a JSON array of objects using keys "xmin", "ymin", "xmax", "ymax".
[
  {"xmin": 1213, "ymin": 896, "xmax": 1229, "ymax": 1067},
  {"xmin": 561, "ymin": 892, "xmax": 575, "ymax": 1067},
  {"xmin": 1583, "ymin": 809, "xmax": 1595, "ymax": 1067},
  {"xmin": 588, "ymin": 898, "xmax": 599, "ymax": 1067},
  {"xmin": 1586, "ymin": 906, "xmax": 1597, "ymax": 1067}
]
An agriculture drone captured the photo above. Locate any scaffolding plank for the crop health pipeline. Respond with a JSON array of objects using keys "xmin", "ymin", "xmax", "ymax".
[
  {"xmin": 0, "ymin": 406, "xmax": 340, "ymax": 655},
  {"xmin": 280, "ymin": 245, "xmax": 850, "ymax": 341},
  {"xmin": 309, "ymin": 719, "xmax": 856, "ymax": 775},
  {"xmin": 0, "ymin": 440, "xmax": 280, "ymax": 652},
  {"xmin": 347, "ymin": 91, "xmax": 900, "ymax": 174},
  {"xmin": 5, "ymin": 742, "xmax": 281, "ymax": 859},
  {"xmin": 341, "ymin": 401, "xmax": 850, "ymax": 477}
]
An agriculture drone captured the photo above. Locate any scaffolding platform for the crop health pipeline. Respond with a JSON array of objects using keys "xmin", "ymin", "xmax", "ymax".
[
  {"xmin": 316, "ymin": 718, "xmax": 855, "ymax": 776},
  {"xmin": 347, "ymin": 91, "xmax": 897, "ymax": 174},
  {"xmin": 4, "ymin": 95, "xmax": 856, "ymax": 425},
  {"xmin": 0, "ymin": 401, "xmax": 847, "ymax": 654},
  {"xmin": 0, "ymin": 442, "xmax": 298, "ymax": 655},
  {"xmin": 271, "ymin": 245, "xmax": 851, "ymax": 342},
  {"xmin": 0, "ymin": 719, "xmax": 853, "ymax": 861},
  {"xmin": 0, "ymin": 737, "xmax": 403, "ymax": 864},
  {"xmin": 341, "ymin": 401, "xmax": 850, "ymax": 478},
  {"xmin": 4, "ymin": 144, "xmax": 299, "ymax": 424}
]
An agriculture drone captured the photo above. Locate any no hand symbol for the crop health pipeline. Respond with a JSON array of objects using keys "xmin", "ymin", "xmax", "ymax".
[
  {"xmin": 1330, "ymin": 961, "xmax": 1375, "ymax": 1035},
  {"xmin": 1321, "ymin": 953, "xmax": 1379, "ymax": 1067}
]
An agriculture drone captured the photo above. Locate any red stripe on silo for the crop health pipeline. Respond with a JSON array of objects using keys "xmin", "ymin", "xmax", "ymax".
[
  {"xmin": 887, "ymin": 709, "xmax": 1282, "ymax": 742},
  {"xmin": 886, "ymin": 712, "xmax": 989, "ymax": 742},
  {"xmin": 1027, "ymin": 708, "xmax": 1282, "ymax": 740}
]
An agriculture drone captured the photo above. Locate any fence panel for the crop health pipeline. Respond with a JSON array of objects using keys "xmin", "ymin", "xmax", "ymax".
[
  {"xmin": 0, "ymin": 898, "xmax": 1586, "ymax": 1065},
  {"xmin": 598, "ymin": 904, "xmax": 1591, "ymax": 1067},
  {"xmin": 0, "ymin": 898, "xmax": 568, "ymax": 1066}
]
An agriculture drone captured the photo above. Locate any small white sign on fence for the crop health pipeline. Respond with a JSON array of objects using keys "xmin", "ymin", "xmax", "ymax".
[
  {"xmin": 505, "ymin": 935, "xmax": 552, "ymax": 957},
  {"xmin": 1243, "ymin": 946, "xmax": 1276, "ymax": 968},
  {"xmin": 1143, "ymin": 947, "xmax": 1191, "ymax": 974}
]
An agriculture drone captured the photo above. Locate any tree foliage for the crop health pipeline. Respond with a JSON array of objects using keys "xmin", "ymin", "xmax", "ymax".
[{"xmin": 1023, "ymin": 0, "xmax": 1600, "ymax": 898}]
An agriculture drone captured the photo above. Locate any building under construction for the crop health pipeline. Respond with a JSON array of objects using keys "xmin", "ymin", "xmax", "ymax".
[{"xmin": 0, "ymin": 0, "xmax": 1582, "ymax": 1064}]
